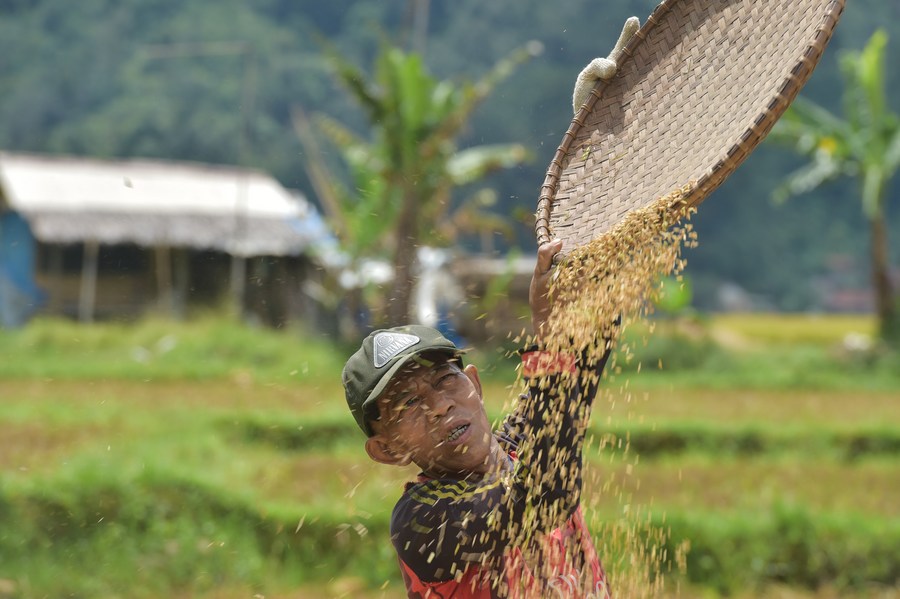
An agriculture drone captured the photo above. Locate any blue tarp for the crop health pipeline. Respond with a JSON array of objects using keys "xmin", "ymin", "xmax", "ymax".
[
  {"xmin": 287, "ymin": 207, "xmax": 341, "ymax": 265},
  {"xmin": 0, "ymin": 211, "xmax": 45, "ymax": 328}
]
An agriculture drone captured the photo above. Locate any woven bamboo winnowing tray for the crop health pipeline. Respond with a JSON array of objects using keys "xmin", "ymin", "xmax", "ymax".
[{"xmin": 535, "ymin": 0, "xmax": 845, "ymax": 250}]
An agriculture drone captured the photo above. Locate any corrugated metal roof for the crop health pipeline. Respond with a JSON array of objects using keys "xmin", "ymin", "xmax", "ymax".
[{"xmin": 0, "ymin": 152, "xmax": 336, "ymax": 257}]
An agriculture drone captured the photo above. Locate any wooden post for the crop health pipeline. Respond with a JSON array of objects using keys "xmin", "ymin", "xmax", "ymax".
[
  {"xmin": 155, "ymin": 245, "xmax": 173, "ymax": 315},
  {"xmin": 78, "ymin": 240, "xmax": 99, "ymax": 323},
  {"xmin": 48, "ymin": 244, "xmax": 63, "ymax": 314},
  {"xmin": 230, "ymin": 254, "xmax": 246, "ymax": 317},
  {"xmin": 173, "ymin": 247, "xmax": 189, "ymax": 320}
]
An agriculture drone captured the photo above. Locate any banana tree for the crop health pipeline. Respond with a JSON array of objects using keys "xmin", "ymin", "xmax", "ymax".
[
  {"xmin": 771, "ymin": 30, "xmax": 900, "ymax": 346},
  {"xmin": 300, "ymin": 41, "xmax": 536, "ymax": 327}
]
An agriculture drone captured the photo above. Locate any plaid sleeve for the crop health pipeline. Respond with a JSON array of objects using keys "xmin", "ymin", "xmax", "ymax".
[{"xmin": 513, "ymin": 346, "xmax": 610, "ymax": 524}]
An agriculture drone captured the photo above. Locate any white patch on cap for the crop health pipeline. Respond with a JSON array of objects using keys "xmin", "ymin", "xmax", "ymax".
[{"xmin": 373, "ymin": 332, "xmax": 420, "ymax": 368}]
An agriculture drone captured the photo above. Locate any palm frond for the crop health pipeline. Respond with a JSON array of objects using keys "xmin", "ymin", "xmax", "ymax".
[
  {"xmin": 884, "ymin": 125, "xmax": 900, "ymax": 176},
  {"xmin": 426, "ymin": 43, "xmax": 537, "ymax": 146},
  {"xmin": 771, "ymin": 98, "xmax": 849, "ymax": 153},
  {"xmin": 772, "ymin": 157, "xmax": 842, "ymax": 203},
  {"xmin": 447, "ymin": 144, "xmax": 532, "ymax": 185},
  {"xmin": 314, "ymin": 113, "xmax": 365, "ymax": 149},
  {"xmin": 318, "ymin": 38, "xmax": 386, "ymax": 125},
  {"xmin": 839, "ymin": 50, "xmax": 867, "ymax": 135},
  {"xmin": 857, "ymin": 30, "xmax": 888, "ymax": 132}
]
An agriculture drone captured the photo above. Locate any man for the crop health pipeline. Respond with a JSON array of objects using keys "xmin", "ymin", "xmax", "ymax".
[{"xmin": 342, "ymin": 239, "xmax": 614, "ymax": 598}]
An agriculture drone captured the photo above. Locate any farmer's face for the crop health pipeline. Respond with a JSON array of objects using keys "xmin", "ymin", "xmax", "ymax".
[{"xmin": 370, "ymin": 357, "xmax": 497, "ymax": 478}]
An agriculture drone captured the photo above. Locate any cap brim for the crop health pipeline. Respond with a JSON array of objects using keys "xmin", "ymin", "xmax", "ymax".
[{"xmin": 360, "ymin": 346, "xmax": 464, "ymax": 433}]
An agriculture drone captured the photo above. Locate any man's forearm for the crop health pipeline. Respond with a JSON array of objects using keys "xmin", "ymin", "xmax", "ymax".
[{"xmin": 514, "ymin": 347, "xmax": 609, "ymax": 525}]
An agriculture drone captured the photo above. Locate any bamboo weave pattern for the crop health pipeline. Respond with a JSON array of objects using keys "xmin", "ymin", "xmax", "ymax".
[{"xmin": 536, "ymin": 0, "xmax": 845, "ymax": 249}]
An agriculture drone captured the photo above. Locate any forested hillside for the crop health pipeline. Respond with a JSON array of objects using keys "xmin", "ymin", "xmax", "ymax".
[{"xmin": 1, "ymin": 0, "xmax": 898, "ymax": 310}]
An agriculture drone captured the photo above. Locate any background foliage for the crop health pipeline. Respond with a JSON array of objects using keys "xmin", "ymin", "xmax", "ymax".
[
  {"xmin": 1, "ymin": 314, "xmax": 898, "ymax": 598},
  {"xmin": 1, "ymin": 0, "xmax": 898, "ymax": 312}
]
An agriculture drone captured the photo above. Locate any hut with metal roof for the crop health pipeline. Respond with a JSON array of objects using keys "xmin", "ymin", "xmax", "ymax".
[{"xmin": 0, "ymin": 152, "xmax": 338, "ymax": 327}]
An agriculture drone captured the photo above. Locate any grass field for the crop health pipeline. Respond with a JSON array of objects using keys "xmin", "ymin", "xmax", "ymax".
[{"xmin": 0, "ymin": 315, "xmax": 898, "ymax": 598}]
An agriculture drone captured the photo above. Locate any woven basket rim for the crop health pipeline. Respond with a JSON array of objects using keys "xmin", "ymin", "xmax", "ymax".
[{"xmin": 535, "ymin": 0, "xmax": 846, "ymax": 250}]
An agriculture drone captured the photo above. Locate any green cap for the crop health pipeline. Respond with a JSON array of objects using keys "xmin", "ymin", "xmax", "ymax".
[{"xmin": 342, "ymin": 325, "xmax": 462, "ymax": 436}]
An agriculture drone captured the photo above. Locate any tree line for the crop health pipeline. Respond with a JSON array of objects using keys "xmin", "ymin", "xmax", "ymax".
[{"xmin": 0, "ymin": 0, "xmax": 898, "ymax": 322}]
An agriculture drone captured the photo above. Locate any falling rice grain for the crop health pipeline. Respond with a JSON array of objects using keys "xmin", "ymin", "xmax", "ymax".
[{"xmin": 494, "ymin": 185, "xmax": 697, "ymax": 596}]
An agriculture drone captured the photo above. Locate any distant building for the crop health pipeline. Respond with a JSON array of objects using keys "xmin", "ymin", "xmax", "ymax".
[
  {"xmin": 449, "ymin": 253, "xmax": 536, "ymax": 343},
  {"xmin": 0, "ymin": 152, "xmax": 339, "ymax": 328}
]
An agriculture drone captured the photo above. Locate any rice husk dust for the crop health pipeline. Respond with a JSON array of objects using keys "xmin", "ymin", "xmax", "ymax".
[{"xmin": 497, "ymin": 184, "xmax": 697, "ymax": 597}]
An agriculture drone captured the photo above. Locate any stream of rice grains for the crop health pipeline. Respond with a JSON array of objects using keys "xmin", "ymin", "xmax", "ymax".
[{"xmin": 504, "ymin": 184, "xmax": 698, "ymax": 597}]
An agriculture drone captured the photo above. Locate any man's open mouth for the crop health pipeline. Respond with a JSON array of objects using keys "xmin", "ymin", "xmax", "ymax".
[{"xmin": 447, "ymin": 424, "xmax": 469, "ymax": 442}]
